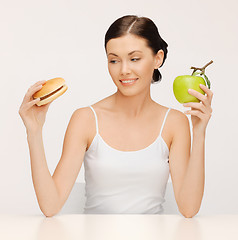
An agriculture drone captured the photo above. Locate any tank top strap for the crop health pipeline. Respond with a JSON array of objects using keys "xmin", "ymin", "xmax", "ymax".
[
  {"xmin": 89, "ymin": 105, "xmax": 99, "ymax": 134},
  {"xmin": 159, "ymin": 108, "xmax": 171, "ymax": 137}
]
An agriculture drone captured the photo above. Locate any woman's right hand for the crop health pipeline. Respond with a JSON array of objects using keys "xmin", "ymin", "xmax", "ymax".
[{"xmin": 18, "ymin": 80, "xmax": 52, "ymax": 134}]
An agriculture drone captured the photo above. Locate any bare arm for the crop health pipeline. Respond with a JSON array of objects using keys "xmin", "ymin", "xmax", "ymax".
[
  {"xmin": 169, "ymin": 110, "xmax": 206, "ymax": 218},
  {"xmin": 178, "ymin": 130, "xmax": 205, "ymax": 217},
  {"xmin": 168, "ymin": 110, "xmax": 192, "ymax": 217},
  {"xmin": 26, "ymin": 108, "xmax": 88, "ymax": 217},
  {"xmin": 175, "ymin": 84, "xmax": 213, "ymax": 217},
  {"xmin": 19, "ymin": 81, "xmax": 89, "ymax": 217},
  {"xmin": 27, "ymin": 130, "xmax": 60, "ymax": 217}
]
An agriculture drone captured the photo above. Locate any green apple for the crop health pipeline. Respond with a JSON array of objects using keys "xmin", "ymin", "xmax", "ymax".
[
  {"xmin": 173, "ymin": 75, "xmax": 206, "ymax": 103},
  {"xmin": 173, "ymin": 60, "xmax": 213, "ymax": 104}
]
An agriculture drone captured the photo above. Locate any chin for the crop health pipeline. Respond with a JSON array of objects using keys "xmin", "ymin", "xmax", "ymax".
[{"xmin": 116, "ymin": 88, "xmax": 141, "ymax": 98}]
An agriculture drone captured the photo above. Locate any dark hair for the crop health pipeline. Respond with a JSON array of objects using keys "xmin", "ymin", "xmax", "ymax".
[{"xmin": 104, "ymin": 15, "xmax": 168, "ymax": 84}]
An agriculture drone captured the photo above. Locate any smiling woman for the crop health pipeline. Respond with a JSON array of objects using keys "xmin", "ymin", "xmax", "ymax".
[{"xmin": 19, "ymin": 14, "xmax": 213, "ymax": 218}]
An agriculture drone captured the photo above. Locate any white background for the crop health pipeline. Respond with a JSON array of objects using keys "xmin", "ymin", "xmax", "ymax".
[{"xmin": 0, "ymin": 0, "xmax": 237, "ymax": 215}]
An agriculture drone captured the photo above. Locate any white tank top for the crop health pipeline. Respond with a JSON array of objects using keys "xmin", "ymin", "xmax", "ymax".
[{"xmin": 83, "ymin": 105, "xmax": 171, "ymax": 214}]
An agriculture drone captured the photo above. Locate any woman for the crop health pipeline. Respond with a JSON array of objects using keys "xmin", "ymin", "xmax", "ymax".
[{"xmin": 18, "ymin": 15, "xmax": 213, "ymax": 218}]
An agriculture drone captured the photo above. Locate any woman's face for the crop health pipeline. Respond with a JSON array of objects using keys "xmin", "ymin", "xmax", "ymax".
[{"xmin": 106, "ymin": 34, "xmax": 164, "ymax": 95}]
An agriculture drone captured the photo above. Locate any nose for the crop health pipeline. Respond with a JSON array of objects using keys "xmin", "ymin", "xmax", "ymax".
[{"xmin": 120, "ymin": 61, "xmax": 131, "ymax": 76}]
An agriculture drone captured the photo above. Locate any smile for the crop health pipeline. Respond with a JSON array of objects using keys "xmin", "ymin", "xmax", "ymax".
[{"xmin": 120, "ymin": 78, "xmax": 138, "ymax": 86}]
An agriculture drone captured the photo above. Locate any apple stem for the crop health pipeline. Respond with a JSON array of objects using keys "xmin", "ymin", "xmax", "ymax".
[
  {"xmin": 191, "ymin": 60, "xmax": 213, "ymax": 75},
  {"xmin": 190, "ymin": 60, "xmax": 213, "ymax": 89}
]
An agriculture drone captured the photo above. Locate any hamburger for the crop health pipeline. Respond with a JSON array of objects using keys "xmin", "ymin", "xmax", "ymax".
[{"xmin": 33, "ymin": 77, "xmax": 68, "ymax": 106}]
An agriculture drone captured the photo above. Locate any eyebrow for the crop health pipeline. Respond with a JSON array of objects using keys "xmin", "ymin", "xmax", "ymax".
[{"xmin": 107, "ymin": 50, "xmax": 142, "ymax": 57}]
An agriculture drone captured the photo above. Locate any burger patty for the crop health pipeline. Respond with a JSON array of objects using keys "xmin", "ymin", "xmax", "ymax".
[{"xmin": 40, "ymin": 85, "xmax": 64, "ymax": 100}]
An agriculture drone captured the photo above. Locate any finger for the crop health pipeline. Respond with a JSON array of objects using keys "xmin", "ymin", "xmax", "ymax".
[
  {"xmin": 19, "ymin": 98, "xmax": 40, "ymax": 114},
  {"xmin": 188, "ymin": 89, "xmax": 210, "ymax": 107},
  {"xmin": 184, "ymin": 109, "xmax": 204, "ymax": 118},
  {"xmin": 25, "ymin": 98, "xmax": 41, "ymax": 110},
  {"xmin": 23, "ymin": 83, "xmax": 44, "ymax": 104},
  {"xmin": 30, "ymin": 80, "xmax": 47, "ymax": 88},
  {"xmin": 183, "ymin": 102, "xmax": 206, "ymax": 114},
  {"xmin": 185, "ymin": 109, "xmax": 212, "ymax": 122},
  {"xmin": 199, "ymin": 84, "xmax": 214, "ymax": 102},
  {"xmin": 188, "ymin": 89, "xmax": 207, "ymax": 102}
]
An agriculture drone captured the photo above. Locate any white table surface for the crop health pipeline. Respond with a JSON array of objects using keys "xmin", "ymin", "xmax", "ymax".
[{"xmin": 1, "ymin": 214, "xmax": 238, "ymax": 240}]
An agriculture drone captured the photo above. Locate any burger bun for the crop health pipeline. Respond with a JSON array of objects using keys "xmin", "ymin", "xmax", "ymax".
[{"xmin": 33, "ymin": 77, "xmax": 68, "ymax": 106}]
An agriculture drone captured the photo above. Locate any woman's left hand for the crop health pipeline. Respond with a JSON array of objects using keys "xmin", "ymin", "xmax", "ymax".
[{"xmin": 183, "ymin": 84, "xmax": 213, "ymax": 134}]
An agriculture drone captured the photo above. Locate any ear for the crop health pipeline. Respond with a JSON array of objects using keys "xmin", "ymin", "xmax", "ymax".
[{"xmin": 154, "ymin": 49, "xmax": 164, "ymax": 69}]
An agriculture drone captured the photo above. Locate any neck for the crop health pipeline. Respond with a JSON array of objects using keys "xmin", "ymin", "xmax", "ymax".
[{"xmin": 112, "ymin": 87, "xmax": 155, "ymax": 118}]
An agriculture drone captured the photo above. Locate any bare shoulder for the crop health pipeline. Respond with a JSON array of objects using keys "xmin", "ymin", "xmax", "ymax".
[
  {"xmin": 169, "ymin": 108, "xmax": 189, "ymax": 124},
  {"xmin": 69, "ymin": 107, "xmax": 94, "ymax": 140},
  {"xmin": 154, "ymin": 104, "xmax": 189, "ymax": 129},
  {"xmin": 73, "ymin": 106, "xmax": 93, "ymax": 120},
  {"xmin": 168, "ymin": 108, "xmax": 190, "ymax": 138},
  {"xmin": 69, "ymin": 107, "xmax": 90, "ymax": 131},
  {"xmin": 169, "ymin": 108, "xmax": 189, "ymax": 133}
]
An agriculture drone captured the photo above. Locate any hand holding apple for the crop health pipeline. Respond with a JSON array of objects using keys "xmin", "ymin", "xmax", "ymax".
[
  {"xmin": 173, "ymin": 61, "xmax": 213, "ymax": 134},
  {"xmin": 183, "ymin": 83, "xmax": 213, "ymax": 134},
  {"xmin": 173, "ymin": 60, "xmax": 213, "ymax": 103},
  {"xmin": 173, "ymin": 60, "xmax": 214, "ymax": 133}
]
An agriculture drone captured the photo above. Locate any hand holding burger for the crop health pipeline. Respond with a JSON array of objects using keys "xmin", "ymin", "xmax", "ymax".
[{"xmin": 18, "ymin": 77, "xmax": 68, "ymax": 134}]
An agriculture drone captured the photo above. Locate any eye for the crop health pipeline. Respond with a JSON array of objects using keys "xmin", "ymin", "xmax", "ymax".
[
  {"xmin": 131, "ymin": 58, "xmax": 140, "ymax": 62},
  {"xmin": 109, "ymin": 58, "xmax": 140, "ymax": 64},
  {"xmin": 109, "ymin": 60, "xmax": 118, "ymax": 64}
]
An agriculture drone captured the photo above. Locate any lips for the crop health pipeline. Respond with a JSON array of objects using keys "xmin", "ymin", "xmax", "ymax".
[{"xmin": 119, "ymin": 78, "xmax": 138, "ymax": 82}]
